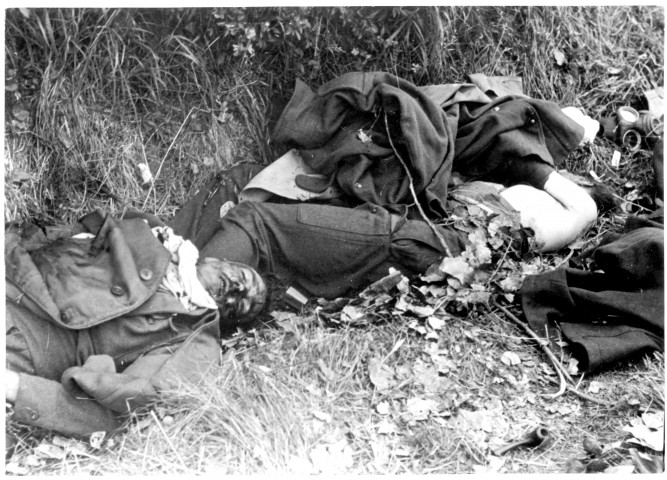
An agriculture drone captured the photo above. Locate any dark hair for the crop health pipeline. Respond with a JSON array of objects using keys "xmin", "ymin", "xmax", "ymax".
[
  {"xmin": 584, "ymin": 182, "xmax": 620, "ymax": 214},
  {"xmin": 218, "ymin": 272, "xmax": 289, "ymax": 332}
]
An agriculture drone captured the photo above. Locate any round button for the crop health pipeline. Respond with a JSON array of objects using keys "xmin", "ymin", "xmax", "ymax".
[
  {"xmin": 110, "ymin": 285, "xmax": 124, "ymax": 296},
  {"xmin": 530, "ymin": 118, "xmax": 536, "ymax": 124},
  {"xmin": 139, "ymin": 269, "xmax": 153, "ymax": 281},
  {"xmin": 60, "ymin": 310, "xmax": 72, "ymax": 323}
]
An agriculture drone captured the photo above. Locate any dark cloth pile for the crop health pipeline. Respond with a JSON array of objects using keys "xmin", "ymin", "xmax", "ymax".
[
  {"xmin": 271, "ymin": 72, "xmax": 583, "ymax": 217},
  {"xmin": 521, "ymin": 216, "xmax": 664, "ymax": 371}
]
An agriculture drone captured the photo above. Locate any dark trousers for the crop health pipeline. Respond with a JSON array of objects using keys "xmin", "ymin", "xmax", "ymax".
[{"xmin": 199, "ymin": 201, "xmax": 468, "ymax": 299}]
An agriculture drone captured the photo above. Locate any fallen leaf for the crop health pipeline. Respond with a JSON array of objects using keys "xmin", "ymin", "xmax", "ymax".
[
  {"xmin": 587, "ymin": 381, "xmax": 602, "ymax": 393},
  {"xmin": 34, "ymin": 443, "xmax": 66, "ymax": 460},
  {"xmin": 407, "ymin": 304, "xmax": 435, "ymax": 318},
  {"xmin": 12, "ymin": 101, "xmax": 30, "ymax": 122},
  {"xmin": 500, "ymin": 351, "xmax": 521, "ymax": 366},
  {"xmin": 407, "ymin": 319, "xmax": 427, "ymax": 336},
  {"xmin": 51, "ymin": 436, "xmax": 90, "ymax": 457},
  {"xmin": 439, "ymin": 256, "xmax": 474, "ymax": 284},
  {"xmin": 368, "ymin": 357, "xmax": 395, "ymax": 391},
  {"xmin": 629, "ymin": 447, "xmax": 664, "ymax": 473},
  {"xmin": 499, "ymin": 274, "xmax": 523, "ymax": 293},
  {"xmin": 427, "ymin": 316, "xmax": 446, "ymax": 330},
  {"xmin": 641, "ymin": 411, "xmax": 664, "ymax": 430},
  {"xmin": 623, "ymin": 423, "xmax": 664, "ymax": 451},
  {"xmin": 405, "ymin": 397, "xmax": 439, "ymax": 421},
  {"xmin": 341, "ymin": 305, "xmax": 366, "ymax": 323},
  {"xmin": 412, "ymin": 359, "xmax": 441, "ymax": 392}
]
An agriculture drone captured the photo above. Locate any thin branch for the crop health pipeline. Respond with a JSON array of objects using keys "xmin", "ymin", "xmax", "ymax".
[
  {"xmin": 492, "ymin": 300, "xmax": 613, "ymax": 406},
  {"xmin": 142, "ymin": 107, "xmax": 195, "ymax": 210},
  {"xmin": 382, "ymin": 109, "xmax": 454, "ymax": 258}
]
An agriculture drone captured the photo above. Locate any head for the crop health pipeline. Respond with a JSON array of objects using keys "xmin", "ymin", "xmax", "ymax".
[
  {"xmin": 196, "ymin": 257, "xmax": 267, "ymax": 326},
  {"xmin": 583, "ymin": 182, "xmax": 620, "ymax": 215}
]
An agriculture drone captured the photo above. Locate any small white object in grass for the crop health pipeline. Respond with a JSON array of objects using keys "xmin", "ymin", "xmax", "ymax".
[
  {"xmin": 89, "ymin": 431, "xmax": 106, "ymax": 449},
  {"xmin": 357, "ymin": 129, "xmax": 372, "ymax": 144},
  {"xmin": 137, "ymin": 163, "xmax": 153, "ymax": 184},
  {"xmin": 589, "ymin": 170, "xmax": 602, "ymax": 181},
  {"xmin": 375, "ymin": 401, "xmax": 390, "ymax": 415},
  {"xmin": 500, "ymin": 351, "xmax": 521, "ymax": 366},
  {"xmin": 611, "ymin": 150, "xmax": 621, "ymax": 168},
  {"xmin": 587, "ymin": 381, "xmax": 603, "ymax": 393},
  {"xmin": 312, "ymin": 410, "xmax": 332, "ymax": 423}
]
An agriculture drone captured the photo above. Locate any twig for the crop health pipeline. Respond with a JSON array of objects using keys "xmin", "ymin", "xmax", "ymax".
[
  {"xmin": 382, "ymin": 109, "xmax": 454, "ymax": 258},
  {"xmin": 142, "ymin": 107, "xmax": 195, "ymax": 210},
  {"xmin": 492, "ymin": 301, "xmax": 613, "ymax": 406},
  {"xmin": 553, "ymin": 248, "xmax": 576, "ymax": 269}
]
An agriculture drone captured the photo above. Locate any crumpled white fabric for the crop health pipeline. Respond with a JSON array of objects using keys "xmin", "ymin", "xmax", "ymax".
[
  {"xmin": 152, "ymin": 226, "xmax": 218, "ymax": 310},
  {"xmin": 562, "ymin": 107, "xmax": 601, "ymax": 144}
]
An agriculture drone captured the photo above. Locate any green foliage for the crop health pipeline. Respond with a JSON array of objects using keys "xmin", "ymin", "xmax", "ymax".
[{"xmin": 211, "ymin": 6, "xmax": 454, "ymax": 86}]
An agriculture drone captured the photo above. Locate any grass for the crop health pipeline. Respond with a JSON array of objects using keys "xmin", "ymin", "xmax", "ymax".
[{"xmin": 4, "ymin": 5, "xmax": 664, "ymax": 475}]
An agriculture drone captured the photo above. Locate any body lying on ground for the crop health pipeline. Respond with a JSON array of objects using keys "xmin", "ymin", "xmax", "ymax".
[
  {"xmin": 5, "ymin": 214, "xmax": 267, "ymax": 437},
  {"xmin": 171, "ymin": 71, "xmax": 608, "ymax": 299},
  {"xmin": 171, "ymin": 161, "xmax": 606, "ymax": 300},
  {"xmin": 5, "ymin": 72, "xmax": 610, "ymax": 438}
]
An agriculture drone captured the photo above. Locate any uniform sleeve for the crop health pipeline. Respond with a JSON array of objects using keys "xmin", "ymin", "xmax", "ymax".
[
  {"xmin": 13, "ymin": 373, "xmax": 123, "ymax": 437},
  {"xmin": 11, "ymin": 315, "xmax": 222, "ymax": 437}
]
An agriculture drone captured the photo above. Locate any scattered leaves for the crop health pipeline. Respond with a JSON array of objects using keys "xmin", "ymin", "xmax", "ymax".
[
  {"xmin": 623, "ymin": 412, "xmax": 665, "ymax": 451},
  {"xmin": 368, "ymin": 357, "xmax": 395, "ymax": 391},
  {"xmin": 404, "ymin": 397, "xmax": 439, "ymax": 421}
]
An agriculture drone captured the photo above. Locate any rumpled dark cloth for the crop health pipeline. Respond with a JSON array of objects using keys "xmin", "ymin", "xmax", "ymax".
[
  {"xmin": 521, "ymin": 221, "xmax": 664, "ymax": 371},
  {"xmin": 271, "ymin": 72, "xmax": 583, "ymax": 217}
]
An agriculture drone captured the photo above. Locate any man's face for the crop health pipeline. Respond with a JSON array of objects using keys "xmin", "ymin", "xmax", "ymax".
[{"xmin": 196, "ymin": 258, "xmax": 267, "ymax": 324}]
